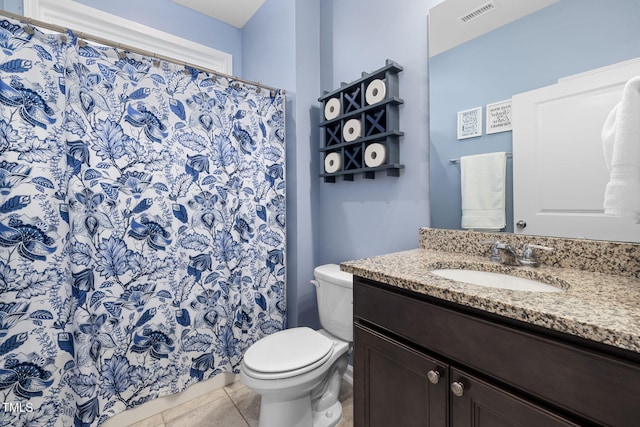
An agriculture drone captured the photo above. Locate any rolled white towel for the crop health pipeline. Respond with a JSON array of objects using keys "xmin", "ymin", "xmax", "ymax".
[{"xmin": 602, "ymin": 76, "xmax": 640, "ymax": 222}]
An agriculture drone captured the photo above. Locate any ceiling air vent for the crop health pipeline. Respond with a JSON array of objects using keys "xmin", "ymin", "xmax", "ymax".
[{"xmin": 459, "ymin": 1, "xmax": 497, "ymax": 23}]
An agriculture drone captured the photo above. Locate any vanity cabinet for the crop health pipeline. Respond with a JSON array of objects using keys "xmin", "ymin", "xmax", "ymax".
[{"xmin": 354, "ymin": 276, "xmax": 640, "ymax": 427}]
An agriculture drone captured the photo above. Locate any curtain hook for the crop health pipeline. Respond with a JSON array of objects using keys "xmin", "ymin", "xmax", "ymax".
[
  {"xmin": 78, "ymin": 39, "xmax": 87, "ymax": 48},
  {"xmin": 117, "ymin": 51, "xmax": 126, "ymax": 59},
  {"xmin": 23, "ymin": 25, "xmax": 35, "ymax": 35},
  {"xmin": 151, "ymin": 54, "xmax": 160, "ymax": 68}
]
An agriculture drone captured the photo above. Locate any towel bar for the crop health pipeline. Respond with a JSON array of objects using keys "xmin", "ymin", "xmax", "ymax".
[{"xmin": 449, "ymin": 152, "xmax": 512, "ymax": 164}]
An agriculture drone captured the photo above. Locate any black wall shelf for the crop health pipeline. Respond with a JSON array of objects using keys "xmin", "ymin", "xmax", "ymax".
[{"xmin": 318, "ymin": 59, "xmax": 404, "ymax": 182}]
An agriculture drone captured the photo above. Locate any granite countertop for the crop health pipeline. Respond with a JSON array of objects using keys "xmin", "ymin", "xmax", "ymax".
[{"xmin": 341, "ymin": 236, "xmax": 640, "ymax": 354}]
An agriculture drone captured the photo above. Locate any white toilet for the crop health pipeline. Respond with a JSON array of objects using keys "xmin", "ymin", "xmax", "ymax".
[{"xmin": 240, "ymin": 264, "xmax": 353, "ymax": 427}]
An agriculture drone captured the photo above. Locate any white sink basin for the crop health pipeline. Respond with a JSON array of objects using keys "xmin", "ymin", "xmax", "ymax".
[{"xmin": 430, "ymin": 269, "xmax": 562, "ymax": 293}]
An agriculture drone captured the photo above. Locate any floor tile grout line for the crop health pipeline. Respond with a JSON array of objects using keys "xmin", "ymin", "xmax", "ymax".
[
  {"xmin": 159, "ymin": 410, "xmax": 168, "ymax": 427},
  {"xmin": 224, "ymin": 386, "xmax": 252, "ymax": 427}
]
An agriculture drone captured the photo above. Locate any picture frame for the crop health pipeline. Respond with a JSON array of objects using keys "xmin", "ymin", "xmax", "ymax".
[
  {"xmin": 457, "ymin": 106, "xmax": 482, "ymax": 139},
  {"xmin": 486, "ymin": 99, "xmax": 512, "ymax": 134}
]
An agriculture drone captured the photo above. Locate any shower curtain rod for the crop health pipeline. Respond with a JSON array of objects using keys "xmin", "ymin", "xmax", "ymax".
[{"xmin": 0, "ymin": 8, "xmax": 283, "ymax": 94}]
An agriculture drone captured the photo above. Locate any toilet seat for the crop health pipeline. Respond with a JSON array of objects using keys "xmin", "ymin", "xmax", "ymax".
[{"xmin": 243, "ymin": 327, "xmax": 334, "ymax": 379}]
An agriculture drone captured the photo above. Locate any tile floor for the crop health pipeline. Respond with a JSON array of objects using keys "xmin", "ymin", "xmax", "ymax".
[{"xmin": 129, "ymin": 379, "xmax": 353, "ymax": 427}]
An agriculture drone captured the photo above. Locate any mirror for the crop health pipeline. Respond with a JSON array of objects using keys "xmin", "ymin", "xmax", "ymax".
[{"xmin": 428, "ymin": 0, "xmax": 640, "ymax": 242}]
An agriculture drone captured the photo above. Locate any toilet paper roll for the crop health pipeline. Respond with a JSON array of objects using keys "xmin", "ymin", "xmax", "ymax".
[
  {"xmin": 365, "ymin": 79, "xmax": 387, "ymax": 105},
  {"xmin": 343, "ymin": 118, "xmax": 362, "ymax": 142},
  {"xmin": 324, "ymin": 152, "xmax": 342, "ymax": 174},
  {"xmin": 324, "ymin": 97, "xmax": 341, "ymax": 120},
  {"xmin": 364, "ymin": 143, "xmax": 387, "ymax": 168}
]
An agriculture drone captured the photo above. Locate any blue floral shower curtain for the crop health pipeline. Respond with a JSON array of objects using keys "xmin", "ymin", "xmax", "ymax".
[{"xmin": 0, "ymin": 17, "xmax": 286, "ymax": 426}]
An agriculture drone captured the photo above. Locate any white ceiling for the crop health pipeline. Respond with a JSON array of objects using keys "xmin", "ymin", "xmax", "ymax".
[
  {"xmin": 428, "ymin": 0, "xmax": 560, "ymax": 57},
  {"xmin": 170, "ymin": 0, "xmax": 265, "ymax": 28}
]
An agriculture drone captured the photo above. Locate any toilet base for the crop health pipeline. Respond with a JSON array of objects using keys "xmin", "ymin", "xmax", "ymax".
[
  {"xmin": 259, "ymin": 393, "xmax": 313, "ymax": 427},
  {"xmin": 258, "ymin": 394, "xmax": 343, "ymax": 427},
  {"xmin": 312, "ymin": 400, "xmax": 342, "ymax": 427}
]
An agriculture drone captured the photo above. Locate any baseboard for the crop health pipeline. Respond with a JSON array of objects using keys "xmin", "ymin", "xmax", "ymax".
[{"xmin": 344, "ymin": 363, "xmax": 354, "ymax": 385}]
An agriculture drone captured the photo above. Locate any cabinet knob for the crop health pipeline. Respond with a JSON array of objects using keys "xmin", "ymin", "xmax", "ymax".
[
  {"xmin": 450, "ymin": 381, "xmax": 465, "ymax": 397},
  {"xmin": 427, "ymin": 370, "xmax": 440, "ymax": 384},
  {"xmin": 516, "ymin": 220, "xmax": 527, "ymax": 229}
]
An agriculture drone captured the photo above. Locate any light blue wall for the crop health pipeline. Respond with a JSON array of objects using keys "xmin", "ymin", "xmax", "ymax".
[
  {"xmin": 242, "ymin": 0, "xmax": 296, "ymax": 89},
  {"xmin": 242, "ymin": 0, "xmax": 438, "ymax": 327},
  {"xmin": 429, "ymin": 0, "xmax": 640, "ymax": 231},
  {"xmin": 242, "ymin": 0, "xmax": 322, "ymax": 328},
  {"xmin": 316, "ymin": 0, "xmax": 436, "ymax": 267},
  {"xmin": 242, "ymin": 0, "xmax": 437, "ymax": 328},
  {"xmin": 0, "ymin": 0, "xmax": 21, "ymax": 14}
]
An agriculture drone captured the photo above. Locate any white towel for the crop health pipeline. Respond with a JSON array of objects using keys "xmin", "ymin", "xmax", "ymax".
[
  {"xmin": 602, "ymin": 76, "xmax": 640, "ymax": 222},
  {"xmin": 460, "ymin": 152, "xmax": 506, "ymax": 230}
]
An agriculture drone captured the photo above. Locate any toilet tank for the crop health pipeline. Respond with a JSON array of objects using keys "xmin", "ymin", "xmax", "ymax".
[{"xmin": 313, "ymin": 264, "xmax": 353, "ymax": 342}]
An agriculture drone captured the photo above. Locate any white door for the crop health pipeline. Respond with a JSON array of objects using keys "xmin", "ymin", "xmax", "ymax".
[{"xmin": 512, "ymin": 58, "xmax": 640, "ymax": 242}]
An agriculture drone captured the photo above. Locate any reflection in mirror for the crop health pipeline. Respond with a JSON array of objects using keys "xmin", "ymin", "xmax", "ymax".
[{"xmin": 428, "ymin": 0, "xmax": 640, "ymax": 242}]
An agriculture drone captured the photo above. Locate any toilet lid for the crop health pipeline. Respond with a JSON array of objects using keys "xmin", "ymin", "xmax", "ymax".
[{"xmin": 243, "ymin": 327, "xmax": 334, "ymax": 374}]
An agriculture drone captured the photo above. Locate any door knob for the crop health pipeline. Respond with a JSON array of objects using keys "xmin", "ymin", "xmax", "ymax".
[
  {"xmin": 451, "ymin": 381, "xmax": 465, "ymax": 397},
  {"xmin": 427, "ymin": 370, "xmax": 440, "ymax": 384}
]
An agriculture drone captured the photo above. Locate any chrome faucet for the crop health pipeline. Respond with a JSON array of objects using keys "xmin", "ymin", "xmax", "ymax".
[
  {"xmin": 481, "ymin": 241, "xmax": 553, "ymax": 267},
  {"xmin": 519, "ymin": 243, "xmax": 554, "ymax": 266}
]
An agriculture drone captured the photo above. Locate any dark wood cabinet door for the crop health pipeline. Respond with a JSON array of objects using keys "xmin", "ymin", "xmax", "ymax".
[
  {"xmin": 354, "ymin": 324, "xmax": 447, "ymax": 427},
  {"xmin": 450, "ymin": 368, "xmax": 579, "ymax": 427}
]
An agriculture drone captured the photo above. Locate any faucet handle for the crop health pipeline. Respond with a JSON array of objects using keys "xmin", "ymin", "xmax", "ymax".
[
  {"xmin": 520, "ymin": 243, "xmax": 554, "ymax": 266},
  {"xmin": 524, "ymin": 243, "xmax": 554, "ymax": 251},
  {"xmin": 479, "ymin": 240, "xmax": 502, "ymax": 262}
]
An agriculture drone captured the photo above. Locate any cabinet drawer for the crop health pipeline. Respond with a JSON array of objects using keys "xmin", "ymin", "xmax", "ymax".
[{"xmin": 354, "ymin": 278, "xmax": 640, "ymax": 426}]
